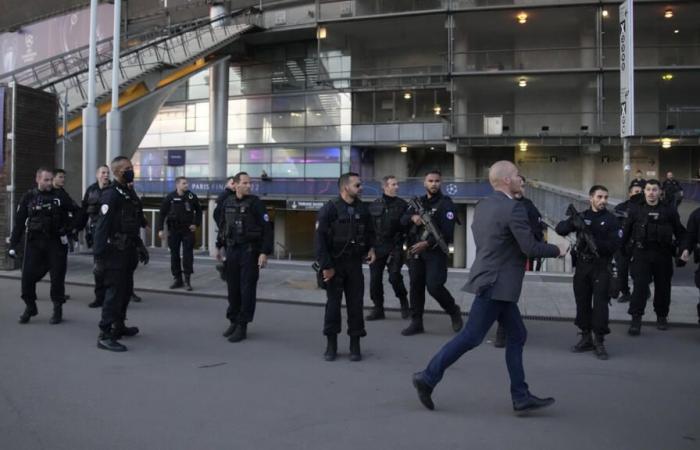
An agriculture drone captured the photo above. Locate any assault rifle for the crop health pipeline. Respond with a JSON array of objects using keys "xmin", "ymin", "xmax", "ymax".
[
  {"xmin": 408, "ymin": 197, "xmax": 449, "ymax": 254},
  {"xmin": 566, "ymin": 204, "xmax": 599, "ymax": 258}
]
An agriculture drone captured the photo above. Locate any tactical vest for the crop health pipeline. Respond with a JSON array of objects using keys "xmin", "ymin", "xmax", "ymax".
[
  {"xmin": 27, "ymin": 190, "xmax": 64, "ymax": 237},
  {"xmin": 369, "ymin": 197, "xmax": 403, "ymax": 244},
  {"xmin": 167, "ymin": 192, "xmax": 195, "ymax": 227},
  {"xmin": 86, "ymin": 186, "xmax": 102, "ymax": 219},
  {"xmin": 224, "ymin": 196, "xmax": 262, "ymax": 245},
  {"xmin": 408, "ymin": 196, "xmax": 446, "ymax": 241},
  {"xmin": 632, "ymin": 207, "xmax": 674, "ymax": 247},
  {"xmin": 113, "ymin": 185, "xmax": 141, "ymax": 238},
  {"xmin": 329, "ymin": 199, "xmax": 367, "ymax": 254}
]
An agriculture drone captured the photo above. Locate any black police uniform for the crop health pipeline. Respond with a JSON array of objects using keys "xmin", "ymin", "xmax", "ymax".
[
  {"xmin": 662, "ymin": 178, "xmax": 683, "ymax": 209},
  {"xmin": 367, "ymin": 194, "xmax": 409, "ymax": 318},
  {"xmin": 682, "ymin": 207, "xmax": 700, "ymax": 325},
  {"xmin": 9, "ymin": 187, "xmax": 76, "ymax": 323},
  {"xmin": 221, "ymin": 193, "xmax": 272, "ymax": 341},
  {"xmin": 556, "ymin": 207, "xmax": 621, "ymax": 354},
  {"xmin": 315, "ymin": 197, "xmax": 373, "ymax": 345},
  {"xmin": 93, "ymin": 181, "xmax": 149, "ymax": 350},
  {"xmin": 77, "ymin": 181, "xmax": 110, "ymax": 306},
  {"xmin": 622, "ymin": 201, "xmax": 685, "ymax": 331},
  {"xmin": 613, "ymin": 198, "xmax": 635, "ymax": 301},
  {"xmin": 158, "ymin": 190, "xmax": 202, "ymax": 285},
  {"xmin": 401, "ymin": 191, "xmax": 462, "ymax": 334}
]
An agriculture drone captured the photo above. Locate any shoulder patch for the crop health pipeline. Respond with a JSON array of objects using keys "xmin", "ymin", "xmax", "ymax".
[
  {"xmin": 446, "ymin": 211, "xmax": 455, "ymax": 220},
  {"xmin": 263, "ymin": 213, "xmax": 270, "ymax": 222},
  {"xmin": 100, "ymin": 204, "xmax": 109, "ymax": 215},
  {"xmin": 618, "ymin": 229, "xmax": 624, "ymax": 238},
  {"xmin": 315, "ymin": 221, "xmax": 319, "ymax": 230}
]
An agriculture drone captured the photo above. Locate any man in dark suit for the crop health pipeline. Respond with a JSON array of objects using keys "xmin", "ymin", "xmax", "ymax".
[{"xmin": 411, "ymin": 161, "xmax": 567, "ymax": 414}]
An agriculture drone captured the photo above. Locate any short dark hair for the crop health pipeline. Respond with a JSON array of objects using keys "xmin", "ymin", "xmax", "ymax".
[
  {"xmin": 646, "ymin": 179, "xmax": 660, "ymax": 187},
  {"xmin": 382, "ymin": 175, "xmax": 396, "ymax": 186},
  {"xmin": 111, "ymin": 156, "xmax": 130, "ymax": 164},
  {"xmin": 520, "ymin": 176, "xmax": 527, "ymax": 183},
  {"xmin": 233, "ymin": 172, "xmax": 249, "ymax": 183},
  {"xmin": 424, "ymin": 169, "xmax": 441, "ymax": 178},
  {"xmin": 53, "ymin": 168, "xmax": 66, "ymax": 176},
  {"xmin": 629, "ymin": 182, "xmax": 642, "ymax": 192},
  {"xmin": 97, "ymin": 165, "xmax": 109, "ymax": 171},
  {"xmin": 175, "ymin": 176, "xmax": 187, "ymax": 184},
  {"xmin": 338, "ymin": 172, "xmax": 360, "ymax": 189},
  {"xmin": 589, "ymin": 185, "xmax": 608, "ymax": 196},
  {"xmin": 226, "ymin": 176, "xmax": 235, "ymax": 183},
  {"xmin": 36, "ymin": 167, "xmax": 52, "ymax": 176}
]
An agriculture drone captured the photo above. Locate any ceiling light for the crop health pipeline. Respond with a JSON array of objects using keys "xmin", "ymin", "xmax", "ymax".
[
  {"xmin": 517, "ymin": 12, "xmax": 528, "ymax": 24},
  {"xmin": 518, "ymin": 77, "xmax": 527, "ymax": 87},
  {"xmin": 519, "ymin": 141, "xmax": 528, "ymax": 152},
  {"xmin": 404, "ymin": 92, "xmax": 412, "ymax": 100},
  {"xmin": 430, "ymin": 146, "xmax": 435, "ymax": 150},
  {"xmin": 400, "ymin": 145, "xmax": 408, "ymax": 153},
  {"xmin": 317, "ymin": 26, "xmax": 327, "ymax": 39},
  {"xmin": 433, "ymin": 105, "xmax": 442, "ymax": 115},
  {"xmin": 674, "ymin": 29, "xmax": 679, "ymax": 34},
  {"xmin": 661, "ymin": 138, "xmax": 672, "ymax": 149},
  {"xmin": 664, "ymin": 9, "xmax": 673, "ymax": 19},
  {"xmin": 662, "ymin": 73, "xmax": 673, "ymax": 81},
  {"xmin": 237, "ymin": 144, "xmax": 245, "ymax": 149},
  {"xmin": 601, "ymin": 9, "xmax": 609, "ymax": 18}
]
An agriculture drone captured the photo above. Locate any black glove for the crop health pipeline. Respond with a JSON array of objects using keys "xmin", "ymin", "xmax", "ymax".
[
  {"xmin": 137, "ymin": 243, "xmax": 149, "ymax": 265},
  {"xmin": 94, "ymin": 258, "xmax": 105, "ymax": 277}
]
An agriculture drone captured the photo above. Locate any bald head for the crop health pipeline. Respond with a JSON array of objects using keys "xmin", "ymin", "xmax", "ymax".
[{"xmin": 489, "ymin": 160, "xmax": 523, "ymax": 196}]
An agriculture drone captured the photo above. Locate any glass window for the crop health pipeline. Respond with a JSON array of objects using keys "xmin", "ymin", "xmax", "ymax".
[
  {"xmin": 272, "ymin": 148, "xmax": 305, "ymax": 163},
  {"xmin": 186, "ymin": 104, "xmax": 196, "ymax": 132},
  {"xmin": 185, "ymin": 149, "xmax": 208, "ymax": 164},
  {"xmin": 306, "ymin": 147, "xmax": 341, "ymax": 163},
  {"xmin": 375, "ymin": 91, "xmax": 394, "ymax": 122},
  {"xmin": 227, "ymin": 149, "xmax": 242, "ymax": 163},
  {"xmin": 352, "ymin": 92, "xmax": 374, "ymax": 124},
  {"xmin": 305, "ymin": 164, "xmax": 340, "ymax": 178},
  {"xmin": 271, "ymin": 163, "xmax": 303, "ymax": 178},
  {"xmin": 395, "ymin": 90, "xmax": 414, "ymax": 121},
  {"xmin": 241, "ymin": 148, "xmax": 271, "ymax": 163},
  {"xmin": 240, "ymin": 163, "xmax": 272, "ymax": 177},
  {"xmin": 415, "ymin": 90, "xmax": 437, "ymax": 121}
]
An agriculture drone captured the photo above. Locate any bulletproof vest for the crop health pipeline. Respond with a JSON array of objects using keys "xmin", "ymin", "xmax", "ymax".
[
  {"xmin": 27, "ymin": 190, "xmax": 64, "ymax": 236},
  {"xmin": 224, "ymin": 196, "xmax": 262, "ymax": 244},
  {"xmin": 633, "ymin": 206, "xmax": 673, "ymax": 246},
  {"xmin": 330, "ymin": 199, "xmax": 367, "ymax": 254},
  {"xmin": 408, "ymin": 196, "xmax": 446, "ymax": 241},
  {"xmin": 369, "ymin": 197, "xmax": 403, "ymax": 243},
  {"xmin": 167, "ymin": 192, "xmax": 195, "ymax": 226},
  {"xmin": 113, "ymin": 185, "xmax": 141, "ymax": 238},
  {"xmin": 86, "ymin": 186, "xmax": 102, "ymax": 219}
]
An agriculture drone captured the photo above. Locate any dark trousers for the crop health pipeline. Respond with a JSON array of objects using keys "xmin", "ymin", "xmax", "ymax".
[
  {"xmin": 369, "ymin": 248, "xmax": 407, "ymax": 308},
  {"xmin": 100, "ymin": 249, "xmax": 138, "ymax": 332},
  {"xmin": 693, "ymin": 269, "xmax": 700, "ymax": 321},
  {"xmin": 421, "ymin": 290, "xmax": 529, "ymax": 403},
  {"xmin": 408, "ymin": 250, "xmax": 459, "ymax": 320},
  {"xmin": 93, "ymin": 255, "xmax": 106, "ymax": 303},
  {"xmin": 225, "ymin": 244, "xmax": 260, "ymax": 324},
  {"xmin": 629, "ymin": 249, "xmax": 673, "ymax": 318},
  {"xmin": 323, "ymin": 256, "xmax": 367, "ymax": 337},
  {"xmin": 614, "ymin": 251, "xmax": 631, "ymax": 295},
  {"xmin": 573, "ymin": 259, "xmax": 611, "ymax": 337},
  {"xmin": 168, "ymin": 229, "xmax": 195, "ymax": 277},
  {"xmin": 21, "ymin": 238, "xmax": 68, "ymax": 305}
]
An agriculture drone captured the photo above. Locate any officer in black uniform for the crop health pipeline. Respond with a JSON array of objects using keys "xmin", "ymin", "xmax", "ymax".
[
  {"xmin": 400, "ymin": 170, "xmax": 463, "ymax": 336},
  {"xmin": 613, "ymin": 182, "xmax": 643, "ymax": 303},
  {"xmin": 93, "ymin": 156, "xmax": 149, "ymax": 352},
  {"xmin": 679, "ymin": 207, "xmax": 700, "ymax": 326},
  {"xmin": 622, "ymin": 179, "xmax": 685, "ymax": 335},
  {"xmin": 158, "ymin": 177, "xmax": 202, "ymax": 291},
  {"xmin": 76, "ymin": 165, "xmax": 111, "ymax": 308},
  {"xmin": 315, "ymin": 172, "xmax": 376, "ymax": 361},
  {"xmin": 219, "ymin": 172, "xmax": 273, "ymax": 343},
  {"xmin": 630, "ymin": 170, "xmax": 646, "ymax": 189},
  {"xmin": 128, "ymin": 181, "xmax": 148, "ymax": 303},
  {"xmin": 8, "ymin": 168, "xmax": 77, "ymax": 324},
  {"xmin": 366, "ymin": 175, "xmax": 410, "ymax": 321},
  {"xmin": 555, "ymin": 185, "xmax": 621, "ymax": 360},
  {"xmin": 51, "ymin": 168, "xmax": 81, "ymax": 301},
  {"xmin": 661, "ymin": 171, "xmax": 683, "ymax": 209},
  {"xmin": 213, "ymin": 176, "xmax": 236, "ymax": 280}
]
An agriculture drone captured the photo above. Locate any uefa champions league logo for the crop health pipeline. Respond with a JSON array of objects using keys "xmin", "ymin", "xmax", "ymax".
[{"xmin": 445, "ymin": 183, "xmax": 458, "ymax": 196}]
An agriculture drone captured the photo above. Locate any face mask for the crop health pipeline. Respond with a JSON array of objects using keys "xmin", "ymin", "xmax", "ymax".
[{"xmin": 123, "ymin": 169, "xmax": 135, "ymax": 183}]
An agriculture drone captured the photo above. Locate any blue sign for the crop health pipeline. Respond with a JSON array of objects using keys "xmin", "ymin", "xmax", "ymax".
[{"xmin": 167, "ymin": 150, "xmax": 186, "ymax": 166}]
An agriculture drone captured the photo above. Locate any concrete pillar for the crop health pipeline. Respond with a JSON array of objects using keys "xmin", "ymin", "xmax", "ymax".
[
  {"xmin": 207, "ymin": 199, "xmax": 218, "ymax": 257},
  {"xmin": 82, "ymin": 0, "xmax": 99, "ymax": 193},
  {"xmin": 453, "ymin": 22, "xmax": 468, "ymax": 136},
  {"xmin": 453, "ymin": 148, "xmax": 477, "ymax": 180},
  {"xmin": 374, "ymin": 149, "xmax": 408, "ymax": 180},
  {"xmin": 466, "ymin": 204, "xmax": 476, "ymax": 269},
  {"xmin": 106, "ymin": 0, "xmax": 122, "ymax": 163},
  {"xmin": 207, "ymin": 59, "xmax": 229, "ymax": 255},
  {"xmin": 581, "ymin": 149, "xmax": 596, "ymax": 192},
  {"xmin": 453, "ymin": 206, "xmax": 466, "ymax": 268}
]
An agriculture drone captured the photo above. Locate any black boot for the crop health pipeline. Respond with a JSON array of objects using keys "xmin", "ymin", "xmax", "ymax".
[
  {"xmin": 628, "ymin": 315, "xmax": 642, "ymax": 336},
  {"xmin": 184, "ymin": 274, "xmax": 193, "ymax": 292},
  {"xmin": 19, "ymin": 302, "xmax": 38, "ymax": 324},
  {"xmin": 49, "ymin": 303, "xmax": 63, "ymax": 325},
  {"xmin": 222, "ymin": 322, "xmax": 237, "ymax": 338},
  {"xmin": 571, "ymin": 331, "xmax": 594, "ymax": 352},
  {"xmin": 130, "ymin": 293, "xmax": 142, "ymax": 303},
  {"xmin": 366, "ymin": 307, "xmax": 385, "ymax": 321},
  {"xmin": 450, "ymin": 308, "xmax": 463, "ymax": 332},
  {"xmin": 113, "ymin": 322, "xmax": 140, "ymax": 339},
  {"xmin": 169, "ymin": 276, "xmax": 184, "ymax": 289},
  {"xmin": 399, "ymin": 297, "xmax": 410, "ymax": 319},
  {"xmin": 593, "ymin": 336, "xmax": 608, "ymax": 360},
  {"xmin": 349, "ymin": 336, "xmax": 362, "ymax": 362},
  {"xmin": 228, "ymin": 323, "xmax": 247, "ymax": 343},
  {"xmin": 97, "ymin": 331, "xmax": 128, "ymax": 352},
  {"xmin": 656, "ymin": 316, "xmax": 669, "ymax": 331},
  {"xmin": 324, "ymin": 335, "xmax": 338, "ymax": 361},
  {"xmin": 494, "ymin": 323, "xmax": 506, "ymax": 348},
  {"xmin": 88, "ymin": 299, "xmax": 103, "ymax": 308},
  {"xmin": 401, "ymin": 319, "xmax": 424, "ymax": 336}
]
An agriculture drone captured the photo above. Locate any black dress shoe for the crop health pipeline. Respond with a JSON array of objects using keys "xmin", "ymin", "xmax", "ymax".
[
  {"xmin": 412, "ymin": 373, "xmax": 435, "ymax": 411},
  {"xmin": 228, "ymin": 323, "xmax": 247, "ymax": 343},
  {"xmin": 402, "ymin": 320, "xmax": 424, "ymax": 336},
  {"xmin": 324, "ymin": 335, "xmax": 338, "ymax": 361},
  {"xmin": 222, "ymin": 323, "xmax": 237, "ymax": 338},
  {"xmin": 450, "ymin": 310, "xmax": 463, "ymax": 332},
  {"xmin": 365, "ymin": 308, "xmax": 385, "ymax": 321},
  {"xmin": 88, "ymin": 299, "xmax": 103, "ymax": 308},
  {"xmin": 97, "ymin": 334, "xmax": 128, "ymax": 352},
  {"xmin": 19, "ymin": 303, "xmax": 38, "ymax": 324},
  {"xmin": 130, "ymin": 293, "xmax": 142, "ymax": 303},
  {"xmin": 113, "ymin": 323, "xmax": 140, "ymax": 339},
  {"xmin": 513, "ymin": 394, "xmax": 555, "ymax": 413}
]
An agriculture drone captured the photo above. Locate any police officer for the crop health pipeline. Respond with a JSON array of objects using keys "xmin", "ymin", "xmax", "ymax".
[
  {"xmin": 622, "ymin": 179, "xmax": 685, "ymax": 335},
  {"xmin": 630, "ymin": 170, "xmax": 646, "ymax": 189},
  {"xmin": 679, "ymin": 207, "xmax": 700, "ymax": 326},
  {"xmin": 219, "ymin": 172, "xmax": 272, "ymax": 343},
  {"xmin": 366, "ymin": 175, "xmax": 410, "ymax": 321},
  {"xmin": 8, "ymin": 168, "xmax": 77, "ymax": 324},
  {"xmin": 128, "ymin": 181, "xmax": 148, "ymax": 303},
  {"xmin": 76, "ymin": 165, "xmax": 111, "ymax": 308},
  {"xmin": 158, "ymin": 177, "xmax": 202, "ymax": 291},
  {"xmin": 555, "ymin": 185, "xmax": 621, "ymax": 360},
  {"xmin": 400, "ymin": 170, "xmax": 463, "ymax": 336},
  {"xmin": 613, "ymin": 182, "xmax": 643, "ymax": 303},
  {"xmin": 52, "ymin": 168, "xmax": 81, "ymax": 300},
  {"xmin": 93, "ymin": 156, "xmax": 149, "ymax": 352},
  {"xmin": 661, "ymin": 171, "xmax": 683, "ymax": 209},
  {"xmin": 315, "ymin": 172, "xmax": 376, "ymax": 361},
  {"xmin": 213, "ymin": 176, "xmax": 236, "ymax": 280}
]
